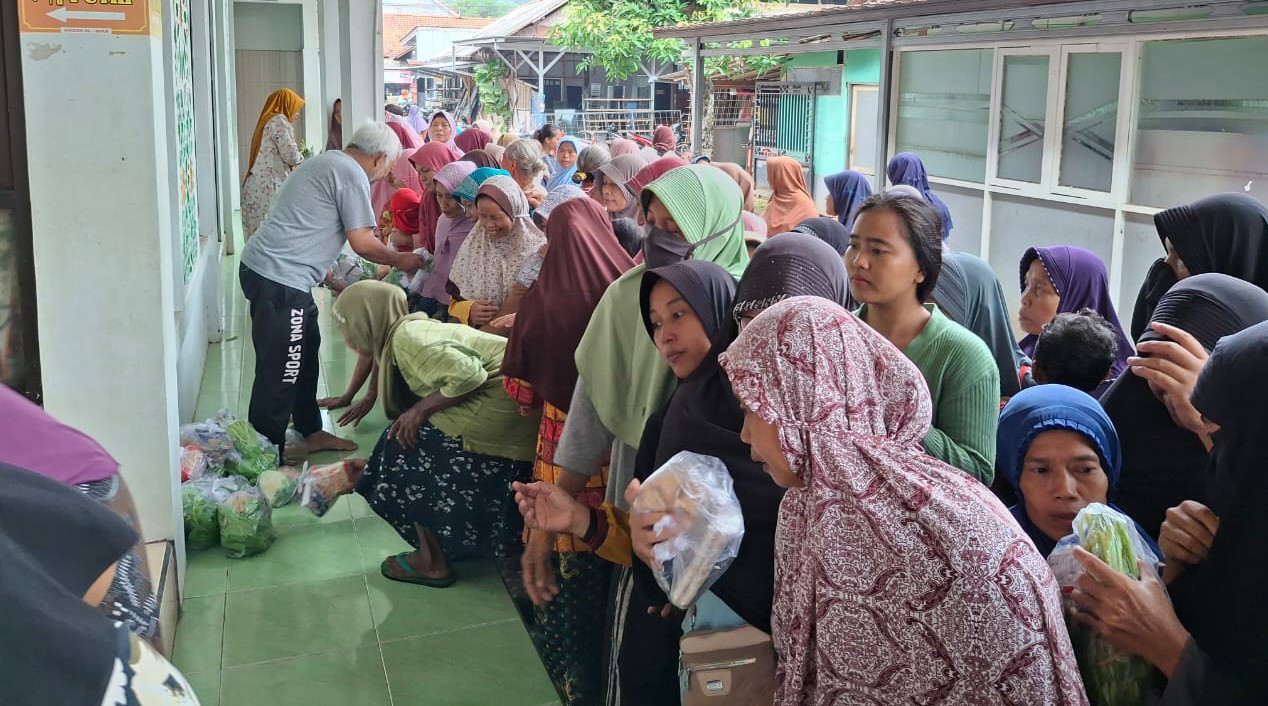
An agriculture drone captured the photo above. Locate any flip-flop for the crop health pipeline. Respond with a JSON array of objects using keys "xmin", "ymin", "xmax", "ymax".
[{"xmin": 380, "ymin": 552, "xmax": 457, "ymax": 588}]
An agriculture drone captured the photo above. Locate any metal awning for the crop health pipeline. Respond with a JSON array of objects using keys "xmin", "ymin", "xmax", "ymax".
[{"xmin": 654, "ymin": 0, "xmax": 1268, "ymax": 57}]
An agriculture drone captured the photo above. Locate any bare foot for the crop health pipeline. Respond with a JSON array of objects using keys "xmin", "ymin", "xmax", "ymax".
[{"xmin": 306, "ymin": 430, "xmax": 358, "ymax": 453}]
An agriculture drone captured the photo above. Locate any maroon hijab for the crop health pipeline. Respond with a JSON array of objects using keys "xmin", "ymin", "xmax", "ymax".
[
  {"xmin": 460, "ymin": 149, "xmax": 501, "ymax": 170},
  {"xmin": 409, "ymin": 143, "xmax": 458, "ymax": 252},
  {"xmin": 0, "ymin": 385, "xmax": 118, "ymax": 485},
  {"xmin": 454, "ymin": 128, "xmax": 492, "ymax": 153},
  {"xmin": 500, "ymin": 198, "xmax": 636, "ymax": 410}
]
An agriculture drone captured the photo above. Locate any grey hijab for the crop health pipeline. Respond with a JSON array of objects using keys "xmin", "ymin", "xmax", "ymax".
[{"xmin": 932, "ymin": 251, "xmax": 1025, "ymax": 397}]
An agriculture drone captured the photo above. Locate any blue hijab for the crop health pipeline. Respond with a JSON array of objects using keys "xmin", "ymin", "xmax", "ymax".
[
  {"xmin": 886, "ymin": 152, "xmax": 954, "ymax": 241},
  {"xmin": 546, "ymin": 136, "xmax": 584, "ymax": 190},
  {"xmin": 997, "ymin": 385, "xmax": 1160, "ymax": 558},
  {"xmin": 453, "ymin": 167, "xmax": 510, "ymax": 203},
  {"xmin": 823, "ymin": 170, "xmax": 873, "ymax": 232}
]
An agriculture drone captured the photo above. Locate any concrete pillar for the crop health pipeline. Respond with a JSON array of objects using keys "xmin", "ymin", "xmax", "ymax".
[
  {"xmin": 299, "ymin": 0, "xmax": 323, "ymax": 150},
  {"xmin": 691, "ymin": 39, "xmax": 705, "ymax": 153},
  {"xmin": 340, "ymin": 0, "xmax": 384, "ymax": 132},
  {"xmin": 873, "ymin": 19, "xmax": 894, "ymax": 194},
  {"xmin": 20, "ymin": 24, "xmax": 183, "ymax": 544},
  {"xmin": 320, "ymin": 0, "xmax": 344, "ymax": 146}
]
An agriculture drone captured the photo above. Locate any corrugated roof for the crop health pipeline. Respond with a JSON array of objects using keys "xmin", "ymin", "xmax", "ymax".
[
  {"xmin": 384, "ymin": 14, "xmax": 494, "ymax": 57},
  {"xmin": 465, "ymin": 0, "xmax": 570, "ymax": 42},
  {"xmin": 383, "ymin": 0, "xmax": 459, "ymax": 16}
]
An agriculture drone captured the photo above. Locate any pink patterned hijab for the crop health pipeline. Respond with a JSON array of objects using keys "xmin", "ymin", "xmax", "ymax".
[{"xmin": 719, "ymin": 297, "xmax": 1087, "ymax": 706}]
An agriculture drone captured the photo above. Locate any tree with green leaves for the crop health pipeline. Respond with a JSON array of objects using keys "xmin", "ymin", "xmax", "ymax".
[{"xmin": 450, "ymin": 0, "xmax": 516, "ymax": 19}]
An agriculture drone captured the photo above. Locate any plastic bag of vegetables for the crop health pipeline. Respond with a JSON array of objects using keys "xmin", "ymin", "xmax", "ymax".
[
  {"xmin": 258, "ymin": 467, "xmax": 300, "ymax": 507},
  {"xmin": 225, "ymin": 419, "xmax": 278, "ymax": 483},
  {"xmin": 218, "ymin": 486, "xmax": 276, "ymax": 559},
  {"xmin": 300, "ymin": 461, "xmax": 360, "ymax": 517},
  {"xmin": 182, "ymin": 475, "xmax": 251, "ymax": 550},
  {"xmin": 178, "ymin": 416, "xmax": 240, "ymax": 469},
  {"xmin": 1048, "ymin": 503, "xmax": 1163, "ymax": 706}
]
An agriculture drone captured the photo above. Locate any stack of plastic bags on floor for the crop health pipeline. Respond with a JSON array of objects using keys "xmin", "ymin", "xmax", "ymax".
[{"xmin": 178, "ymin": 410, "xmax": 305, "ymax": 559}]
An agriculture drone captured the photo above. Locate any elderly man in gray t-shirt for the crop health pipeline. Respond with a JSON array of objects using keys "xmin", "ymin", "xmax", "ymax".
[{"xmin": 239, "ymin": 121, "xmax": 423, "ymax": 453}]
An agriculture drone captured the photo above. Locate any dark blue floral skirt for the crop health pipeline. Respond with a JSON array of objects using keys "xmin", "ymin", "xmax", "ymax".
[{"xmin": 357, "ymin": 422, "xmax": 531, "ymax": 561}]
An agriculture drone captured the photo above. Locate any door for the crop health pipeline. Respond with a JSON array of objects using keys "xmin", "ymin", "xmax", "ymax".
[
  {"xmin": 235, "ymin": 49, "xmax": 304, "ymax": 174},
  {"xmin": 566, "ymin": 84, "xmax": 583, "ymax": 110},
  {"xmin": 848, "ymin": 84, "xmax": 879, "ymax": 175},
  {"xmin": 0, "ymin": 0, "xmax": 39, "ymax": 400},
  {"xmin": 752, "ymin": 82, "xmax": 817, "ymax": 189}
]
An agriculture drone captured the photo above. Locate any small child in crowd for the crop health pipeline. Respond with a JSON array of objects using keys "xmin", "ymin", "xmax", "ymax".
[{"xmin": 1031, "ymin": 308, "xmax": 1120, "ymax": 393}]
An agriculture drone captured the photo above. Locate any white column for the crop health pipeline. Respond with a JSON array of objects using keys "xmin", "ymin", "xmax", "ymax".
[
  {"xmin": 20, "ymin": 28, "xmax": 183, "ymax": 544},
  {"xmin": 320, "ymin": 0, "xmax": 344, "ymax": 145},
  {"xmin": 340, "ymin": 0, "xmax": 384, "ymax": 131},
  {"xmin": 690, "ymin": 39, "xmax": 705, "ymax": 153},
  {"xmin": 299, "ymin": 0, "xmax": 324, "ymax": 150}
]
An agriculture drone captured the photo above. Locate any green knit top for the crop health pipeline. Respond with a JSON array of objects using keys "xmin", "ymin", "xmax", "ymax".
[{"xmin": 861, "ymin": 304, "xmax": 1000, "ymax": 483}]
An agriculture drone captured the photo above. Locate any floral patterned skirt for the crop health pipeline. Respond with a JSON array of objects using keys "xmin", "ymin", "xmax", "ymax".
[{"xmin": 357, "ymin": 423, "xmax": 531, "ymax": 562}]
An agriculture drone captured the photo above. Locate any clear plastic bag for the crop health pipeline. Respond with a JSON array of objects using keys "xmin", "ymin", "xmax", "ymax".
[
  {"xmin": 224, "ymin": 419, "xmax": 278, "ymax": 483},
  {"xmin": 218, "ymin": 486, "xmax": 276, "ymax": 559},
  {"xmin": 257, "ymin": 466, "xmax": 300, "ymax": 507},
  {"xmin": 180, "ymin": 445, "xmax": 208, "ymax": 482},
  {"xmin": 283, "ymin": 428, "xmax": 310, "ymax": 466},
  {"xmin": 631, "ymin": 451, "xmax": 745, "ymax": 610},
  {"xmin": 300, "ymin": 461, "xmax": 359, "ymax": 517},
  {"xmin": 1048, "ymin": 503, "xmax": 1163, "ymax": 706},
  {"xmin": 182, "ymin": 475, "xmax": 252, "ymax": 550},
  {"xmin": 178, "ymin": 411, "xmax": 241, "ymax": 469}
]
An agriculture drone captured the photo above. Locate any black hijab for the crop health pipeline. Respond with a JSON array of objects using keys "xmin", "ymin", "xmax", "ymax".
[
  {"xmin": 792, "ymin": 216, "xmax": 849, "ymax": 255},
  {"xmin": 0, "ymin": 464, "xmax": 138, "ymax": 705},
  {"xmin": 1102, "ymin": 273, "xmax": 1268, "ymax": 539},
  {"xmin": 635, "ymin": 260, "xmax": 783, "ymax": 633},
  {"xmin": 733, "ymin": 232, "xmax": 850, "ymax": 320},
  {"xmin": 1173, "ymin": 319, "xmax": 1268, "ymax": 700},
  {"xmin": 1131, "ymin": 193, "xmax": 1268, "ymax": 339}
]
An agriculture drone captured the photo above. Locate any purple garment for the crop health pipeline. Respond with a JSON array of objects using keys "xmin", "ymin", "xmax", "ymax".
[
  {"xmin": 405, "ymin": 104, "xmax": 428, "ymax": 134},
  {"xmin": 824, "ymin": 170, "xmax": 873, "ymax": 232},
  {"xmin": 423, "ymin": 213, "xmax": 475, "ymax": 303},
  {"xmin": 1018, "ymin": 245, "xmax": 1135, "ymax": 382},
  {"xmin": 0, "ymin": 386, "xmax": 118, "ymax": 485},
  {"xmin": 886, "ymin": 152, "xmax": 954, "ymax": 241}
]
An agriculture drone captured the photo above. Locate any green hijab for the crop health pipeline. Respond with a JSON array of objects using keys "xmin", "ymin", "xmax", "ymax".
[
  {"xmin": 331, "ymin": 281, "xmax": 427, "ymax": 418},
  {"xmin": 574, "ymin": 165, "xmax": 749, "ymax": 448}
]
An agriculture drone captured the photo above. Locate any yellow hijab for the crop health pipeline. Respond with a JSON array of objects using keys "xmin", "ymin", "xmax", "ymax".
[{"xmin": 247, "ymin": 88, "xmax": 305, "ymax": 175}]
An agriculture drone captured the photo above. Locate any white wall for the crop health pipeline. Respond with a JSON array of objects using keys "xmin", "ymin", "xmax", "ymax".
[
  {"xmin": 233, "ymin": 2, "xmax": 304, "ymax": 51},
  {"xmin": 233, "ymin": 0, "xmax": 323, "ymax": 158}
]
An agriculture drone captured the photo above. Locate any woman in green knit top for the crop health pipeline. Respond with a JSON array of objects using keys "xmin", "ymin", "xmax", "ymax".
[{"xmin": 847, "ymin": 192, "xmax": 1000, "ymax": 483}]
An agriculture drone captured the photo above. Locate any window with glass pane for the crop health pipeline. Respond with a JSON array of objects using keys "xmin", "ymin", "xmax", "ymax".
[
  {"xmin": 997, "ymin": 55, "xmax": 1049, "ymax": 183},
  {"xmin": 1060, "ymin": 53, "xmax": 1120, "ymax": 192},
  {"xmin": 895, "ymin": 49, "xmax": 992, "ymax": 182},
  {"xmin": 1132, "ymin": 37, "xmax": 1268, "ymax": 208}
]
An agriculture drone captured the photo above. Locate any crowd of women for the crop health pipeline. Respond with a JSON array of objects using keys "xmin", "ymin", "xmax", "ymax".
[{"xmin": 11, "ymin": 86, "xmax": 1265, "ymax": 704}]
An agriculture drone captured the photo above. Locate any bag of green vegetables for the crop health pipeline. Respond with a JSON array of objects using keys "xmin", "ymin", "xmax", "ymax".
[
  {"xmin": 225, "ymin": 419, "xmax": 278, "ymax": 483},
  {"xmin": 1048, "ymin": 503, "xmax": 1163, "ymax": 706},
  {"xmin": 218, "ymin": 486, "xmax": 276, "ymax": 558},
  {"xmin": 182, "ymin": 475, "xmax": 251, "ymax": 550}
]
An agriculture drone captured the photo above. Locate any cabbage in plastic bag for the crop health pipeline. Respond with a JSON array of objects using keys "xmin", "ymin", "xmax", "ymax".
[
  {"xmin": 1048, "ymin": 503, "xmax": 1162, "ymax": 706},
  {"xmin": 182, "ymin": 475, "xmax": 252, "ymax": 550},
  {"xmin": 630, "ymin": 451, "xmax": 745, "ymax": 609},
  {"xmin": 219, "ymin": 486, "xmax": 276, "ymax": 559},
  {"xmin": 258, "ymin": 467, "xmax": 299, "ymax": 507},
  {"xmin": 225, "ymin": 419, "xmax": 278, "ymax": 483}
]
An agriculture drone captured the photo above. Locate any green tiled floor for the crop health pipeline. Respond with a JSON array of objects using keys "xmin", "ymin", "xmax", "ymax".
[{"xmin": 176, "ymin": 231, "xmax": 557, "ymax": 706}]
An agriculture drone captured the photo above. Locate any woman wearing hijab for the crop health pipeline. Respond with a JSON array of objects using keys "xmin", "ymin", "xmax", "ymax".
[
  {"xmin": 241, "ymin": 88, "xmax": 305, "ymax": 238},
  {"xmin": 1131, "ymin": 192, "xmax": 1268, "ymax": 339},
  {"xmin": 0, "ymin": 386, "xmax": 159, "ymax": 642},
  {"xmin": 333, "ymin": 281, "xmax": 539, "ymax": 588},
  {"xmin": 459, "ymin": 149, "xmax": 501, "ymax": 170},
  {"xmin": 1102, "ymin": 273, "xmax": 1268, "ymax": 539},
  {"xmin": 367, "ymin": 145, "xmax": 424, "ymax": 238},
  {"xmin": 720, "ymin": 297, "xmax": 1086, "ymax": 705},
  {"xmin": 324, "ymin": 98, "xmax": 342, "ymax": 152},
  {"xmin": 448, "ymin": 175, "xmax": 546, "ymax": 333},
  {"xmin": 790, "ymin": 216, "xmax": 849, "ymax": 256},
  {"xmin": 761, "ymin": 156, "xmax": 819, "ymax": 234},
  {"xmin": 417, "ymin": 161, "xmax": 479, "ymax": 315},
  {"xmin": 545, "ymin": 136, "xmax": 584, "ymax": 191},
  {"xmin": 849, "ymin": 192, "xmax": 1000, "ymax": 482},
  {"xmin": 624, "ymin": 156, "xmax": 688, "ymax": 211},
  {"xmin": 824, "ymin": 169, "xmax": 873, "ymax": 231},
  {"xmin": 532, "ymin": 184, "xmax": 586, "ymax": 229},
  {"xmin": 733, "ymin": 231, "xmax": 850, "ymax": 327},
  {"xmin": 1068, "ymin": 320, "xmax": 1268, "ymax": 704},
  {"xmin": 887, "ymin": 151, "xmax": 954, "ymax": 241},
  {"xmin": 0, "ymin": 465, "xmax": 200, "ymax": 706},
  {"xmin": 386, "ymin": 120, "xmax": 422, "ymax": 151},
  {"xmin": 499, "ymin": 198, "xmax": 635, "ymax": 706},
  {"xmin": 933, "ymin": 250, "xmax": 1027, "ymax": 400},
  {"xmin": 596, "ymin": 154, "xmax": 648, "ymax": 223},
  {"xmin": 712, "ymin": 162, "xmax": 756, "ymax": 212},
  {"xmin": 424, "ymin": 110, "xmax": 462, "ymax": 159},
  {"xmin": 651, "ymin": 125, "xmax": 677, "ymax": 156},
  {"xmin": 405, "ymin": 104, "xmax": 427, "ymax": 135},
  {"xmin": 604, "ymin": 137, "xmax": 636, "ymax": 159},
  {"xmin": 407, "ymin": 143, "xmax": 458, "ymax": 252},
  {"xmin": 997, "ymin": 384, "xmax": 1160, "ymax": 559},
  {"xmin": 1019, "ymin": 245, "xmax": 1134, "ymax": 396},
  {"xmin": 454, "ymin": 126, "xmax": 492, "ymax": 153}
]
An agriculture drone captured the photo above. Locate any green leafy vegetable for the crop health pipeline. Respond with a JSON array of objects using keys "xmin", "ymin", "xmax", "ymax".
[
  {"xmin": 182, "ymin": 485, "xmax": 220, "ymax": 550},
  {"xmin": 258, "ymin": 468, "xmax": 298, "ymax": 508},
  {"xmin": 225, "ymin": 420, "xmax": 277, "ymax": 483},
  {"xmin": 219, "ymin": 488, "xmax": 276, "ymax": 558}
]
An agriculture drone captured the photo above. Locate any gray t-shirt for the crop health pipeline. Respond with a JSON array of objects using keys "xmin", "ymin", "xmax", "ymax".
[{"xmin": 241, "ymin": 150, "xmax": 377, "ymax": 291}]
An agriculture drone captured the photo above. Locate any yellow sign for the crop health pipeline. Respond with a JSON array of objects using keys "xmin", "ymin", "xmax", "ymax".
[{"xmin": 20, "ymin": 0, "xmax": 150, "ymax": 36}]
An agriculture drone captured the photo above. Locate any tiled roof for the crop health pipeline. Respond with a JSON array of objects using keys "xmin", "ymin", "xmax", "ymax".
[{"xmin": 384, "ymin": 14, "xmax": 494, "ymax": 57}]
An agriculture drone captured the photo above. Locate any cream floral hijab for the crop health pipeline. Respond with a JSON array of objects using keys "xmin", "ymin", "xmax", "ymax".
[{"xmin": 447, "ymin": 174, "xmax": 546, "ymax": 306}]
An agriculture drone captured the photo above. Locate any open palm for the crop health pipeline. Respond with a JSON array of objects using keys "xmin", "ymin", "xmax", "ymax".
[{"xmin": 513, "ymin": 481, "xmax": 583, "ymax": 535}]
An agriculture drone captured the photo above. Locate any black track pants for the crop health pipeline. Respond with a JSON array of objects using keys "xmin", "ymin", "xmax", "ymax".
[{"xmin": 239, "ymin": 264, "xmax": 323, "ymax": 448}]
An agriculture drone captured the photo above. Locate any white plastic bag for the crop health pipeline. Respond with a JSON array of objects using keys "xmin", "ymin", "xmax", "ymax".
[
  {"xmin": 1048, "ymin": 503, "xmax": 1163, "ymax": 706},
  {"xmin": 631, "ymin": 451, "xmax": 745, "ymax": 610},
  {"xmin": 178, "ymin": 410, "xmax": 241, "ymax": 469}
]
